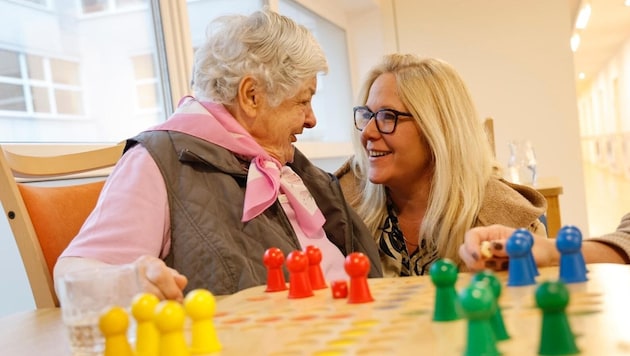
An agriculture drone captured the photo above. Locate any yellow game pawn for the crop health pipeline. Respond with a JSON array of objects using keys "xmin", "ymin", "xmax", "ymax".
[
  {"xmin": 154, "ymin": 300, "xmax": 190, "ymax": 356},
  {"xmin": 99, "ymin": 306, "xmax": 133, "ymax": 356},
  {"xmin": 132, "ymin": 293, "xmax": 160, "ymax": 356},
  {"xmin": 184, "ymin": 289, "xmax": 222, "ymax": 354}
]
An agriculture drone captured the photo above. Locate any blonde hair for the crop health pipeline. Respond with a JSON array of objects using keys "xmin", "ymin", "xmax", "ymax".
[
  {"xmin": 350, "ymin": 54, "xmax": 496, "ymax": 265},
  {"xmin": 193, "ymin": 9, "xmax": 328, "ymax": 107}
]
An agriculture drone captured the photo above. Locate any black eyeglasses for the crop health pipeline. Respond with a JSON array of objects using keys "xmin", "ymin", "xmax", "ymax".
[{"xmin": 353, "ymin": 106, "xmax": 413, "ymax": 134}]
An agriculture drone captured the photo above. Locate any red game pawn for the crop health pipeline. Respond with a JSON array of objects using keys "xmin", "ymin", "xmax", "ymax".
[
  {"xmin": 305, "ymin": 245, "xmax": 327, "ymax": 290},
  {"xmin": 286, "ymin": 250, "xmax": 314, "ymax": 298},
  {"xmin": 344, "ymin": 252, "xmax": 374, "ymax": 304},
  {"xmin": 263, "ymin": 247, "xmax": 288, "ymax": 292}
]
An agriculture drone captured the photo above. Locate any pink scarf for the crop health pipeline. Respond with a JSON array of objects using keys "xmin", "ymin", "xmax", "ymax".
[{"xmin": 153, "ymin": 97, "xmax": 325, "ymax": 238}]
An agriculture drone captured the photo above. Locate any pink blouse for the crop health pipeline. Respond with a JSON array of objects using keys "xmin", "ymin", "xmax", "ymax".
[{"xmin": 61, "ymin": 145, "xmax": 346, "ymax": 282}]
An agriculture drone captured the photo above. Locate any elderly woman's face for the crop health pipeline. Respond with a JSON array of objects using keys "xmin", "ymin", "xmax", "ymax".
[{"xmin": 252, "ymin": 76, "xmax": 318, "ymax": 165}]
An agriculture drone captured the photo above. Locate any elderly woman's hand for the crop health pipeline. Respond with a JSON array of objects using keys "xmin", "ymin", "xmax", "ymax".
[{"xmin": 134, "ymin": 255, "xmax": 188, "ymax": 302}]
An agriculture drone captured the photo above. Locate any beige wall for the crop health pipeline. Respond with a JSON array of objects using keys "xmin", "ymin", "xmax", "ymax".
[{"xmin": 346, "ymin": 0, "xmax": 588, "ymax": 233}]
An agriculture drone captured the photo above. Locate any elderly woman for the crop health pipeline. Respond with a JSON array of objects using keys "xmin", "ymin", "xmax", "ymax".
[
  {"xmin": 54, "ymin": 10, "xmax": 382, "ymax": 300},
  {"xmin": 337, "ymin": 54, "xmax": 547, "ymax": 277}
]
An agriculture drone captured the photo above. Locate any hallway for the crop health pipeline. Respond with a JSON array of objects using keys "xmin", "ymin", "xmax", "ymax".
[{"xmin": 582, "ymin": 162, "xmax": 630, "ymax": 237}]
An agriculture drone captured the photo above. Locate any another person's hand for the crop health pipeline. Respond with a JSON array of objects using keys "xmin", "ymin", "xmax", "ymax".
[
  {"xmin": 134, "ymin": 255, "xmax": 188, "ymax": 302},
  {"xmin": 458, "ymin": 225, "xmax": 559, "ymax": 272}
]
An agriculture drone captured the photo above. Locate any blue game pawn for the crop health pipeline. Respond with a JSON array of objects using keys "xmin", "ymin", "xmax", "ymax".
[
  {"xmin": 506, "ymin": 230, "xmax": 536, "ymax": 286},
  {"xmin": 519, "ymin": 228, "xmax": 539, "ymax": 276},
  {"xmin": 556, "ymin": 225, "xmax": 588, "ymax": 283}
]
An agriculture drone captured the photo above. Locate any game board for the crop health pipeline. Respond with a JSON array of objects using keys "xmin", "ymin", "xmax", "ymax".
[{"xmin": 210, "ymin": 263, "xmax": 630, "ymax": 355}]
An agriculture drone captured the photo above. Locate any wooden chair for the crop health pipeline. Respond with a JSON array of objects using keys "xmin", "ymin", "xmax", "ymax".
[
  {"xmin": 481, "ymin": 117, "xmax": 564, "ymax": 237},
  {"xmin": 483, "ymin": 117, "xmax": 496, "ymax": 157},
  {"xmin": 0, "ymin": 143, "xmax": 125, "ymax": 308}
]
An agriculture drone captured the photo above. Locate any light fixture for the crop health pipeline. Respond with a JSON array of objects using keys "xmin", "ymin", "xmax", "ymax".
[
  {"xmin": 575, "ymin": 3, "xmax": 592, "ymax": 29},
  {"xmin": 625, "ymin": 0, "xmax": 630, "ymax": 7},
  {"xmin": 571, "ymin": 33, "xmax": 581, "ymax": 52},
  {"xmin": 579, "ymin": 72, "xmax": 586, "ymax": 80}
]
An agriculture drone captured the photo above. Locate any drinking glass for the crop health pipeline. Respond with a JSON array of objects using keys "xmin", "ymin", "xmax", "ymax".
[
  {"xmin": 507, "ymin": 140, "xmax": 537, "ymax": 185},
  {"xmin": 56, "ymin": 264, "xmax": 141, "ymax": 355}
]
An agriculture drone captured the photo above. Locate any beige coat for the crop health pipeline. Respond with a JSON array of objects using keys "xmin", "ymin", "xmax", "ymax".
[{"xmin": 334, "ymin": 159, "xmax": 548, "ymax": 236}]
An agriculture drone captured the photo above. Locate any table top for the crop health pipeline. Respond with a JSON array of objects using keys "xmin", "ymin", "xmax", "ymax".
[
  {"xmin": 2, "ymin": 264, "xmax": 629, "ymax": 355},
  {"xmin": 0, "ymin": 307, "xmax": 65, "ymax": 355}
]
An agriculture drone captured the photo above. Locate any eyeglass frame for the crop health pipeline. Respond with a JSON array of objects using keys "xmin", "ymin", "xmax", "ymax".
[{"xmin": 353, "ymin": 106, "xmax": 413, "ymax": 134}]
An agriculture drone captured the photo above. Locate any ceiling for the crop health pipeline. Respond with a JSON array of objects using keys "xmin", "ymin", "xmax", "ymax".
[{"xmin": 570, "ymin": 0, "xmax": 630, "ymax": 93}]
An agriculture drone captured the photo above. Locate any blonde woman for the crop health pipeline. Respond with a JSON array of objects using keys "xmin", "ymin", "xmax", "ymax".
[{"xmin": 336, "ymin": 54, "xmax": 547, "ymax": 277}]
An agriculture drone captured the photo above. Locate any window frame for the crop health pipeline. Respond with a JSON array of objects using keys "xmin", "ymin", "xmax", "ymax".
[{"xmin": 0, "ymin": 48, "xmax": 86, "ymax": 119}]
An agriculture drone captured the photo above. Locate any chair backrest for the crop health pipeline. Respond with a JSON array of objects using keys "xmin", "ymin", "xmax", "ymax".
[
  {"xmin": 483, "ymin": 117, "xmax": 496, "ymax": 157},
  {"xmin": 480, "ymin": 119, "xmax": 554, "ymax": 235},
  {"xmin": 0, "ymin": 143, "xmax": 125, "ymax": 308}
]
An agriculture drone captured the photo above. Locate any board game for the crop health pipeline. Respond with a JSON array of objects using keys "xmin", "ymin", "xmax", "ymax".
[{"xmin": 210, "ymin": 263, "xmax": 630, "ymax": 355}]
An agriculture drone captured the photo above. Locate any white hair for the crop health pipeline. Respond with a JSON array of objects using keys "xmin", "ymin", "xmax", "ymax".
[{"xmin": 193, "ymin": 9, "xmax": 328, "ymax": 107}]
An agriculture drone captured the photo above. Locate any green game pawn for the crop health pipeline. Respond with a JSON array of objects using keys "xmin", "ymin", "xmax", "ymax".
[
  {"xmin": 430, "ymin": 258, "xmax": 461, "ymax": 321},
  {"xmin": 460, "ymin": 282, "xmax": 499, "ymax": 356},
  {"xmin": 471, "ymin": 270, "xmax": 510, "ymax": 341},
  {"xmin": 536, "ymin": 281, "xmax": 580, "ymax": 355}
]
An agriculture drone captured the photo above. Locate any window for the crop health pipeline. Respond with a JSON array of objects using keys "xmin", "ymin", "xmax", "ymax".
[
  {"xmin": 81, "ymin": 0, "xmax": 147, "ymax": 15},
  {"xmin": 184, "ymin": 0, "xmax": 354, "ymax": 144},
  {"xmin": 0, "ymin": 49, "xmax": 84, "ymax": 116},
  {"xmin": 131, "ymin": 53, "xmax": 162, "ymax": 112},
  {"xmin": 0, "ymin": 49, "xmax": 24, "ymax": 111},
  {"xmin": 81, "ymin": 0, "xmax": 108, "ymax": 14},
  {"xmin": 0, "ymin": 0, "xmax": 167, "ymax": 142},
  {"xmin": 186, "ymin": 0, "xmax": 263, "ymax": 49},
  {"xmin": 17, "ymin": 0, "xmax": 47, "ymax": 6},
  {"xmin": 279, "ymin": 0, "xmax": 354, "ymax": 143},
  {"xmin": 1, "ymin": 0, "xmax": 354, "ymax": 145}
]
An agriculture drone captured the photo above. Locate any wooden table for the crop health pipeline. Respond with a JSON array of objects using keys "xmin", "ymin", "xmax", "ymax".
[
  {"xmin": 0, "ymin": 307, "xmax": 67, "ymax": 355},
  {"xmin": 2, "ymin": 264, "xmax": 629, "ymax": 355},
  {"xmin": 531, "ymin": 176, "xmax": 564, "ymax": 237}
]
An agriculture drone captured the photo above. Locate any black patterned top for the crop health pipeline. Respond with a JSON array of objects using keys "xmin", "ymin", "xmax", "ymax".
[{"xmin": 378, "ymin": 202, "xmax": 438, "ymax": 277}]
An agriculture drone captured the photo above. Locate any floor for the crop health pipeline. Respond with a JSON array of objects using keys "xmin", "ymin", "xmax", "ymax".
[{"xmin": 582, "ymin": 161, "xmax": 630, "ymax": 237}]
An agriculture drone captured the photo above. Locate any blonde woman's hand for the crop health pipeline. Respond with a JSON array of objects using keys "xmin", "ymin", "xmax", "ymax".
[
  {"xmin": 459, "ymin": 225, "xmax": 559, "ymax": 273},
  {"xmin": 459, "ymin": 225, "xmax": 513, "ymax": 272}
]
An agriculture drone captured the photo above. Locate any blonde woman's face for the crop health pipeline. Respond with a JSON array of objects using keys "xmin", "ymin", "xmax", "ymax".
[{"xmin": 360, "ymin": 73, "xmax": 432, "ymax": 191}]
